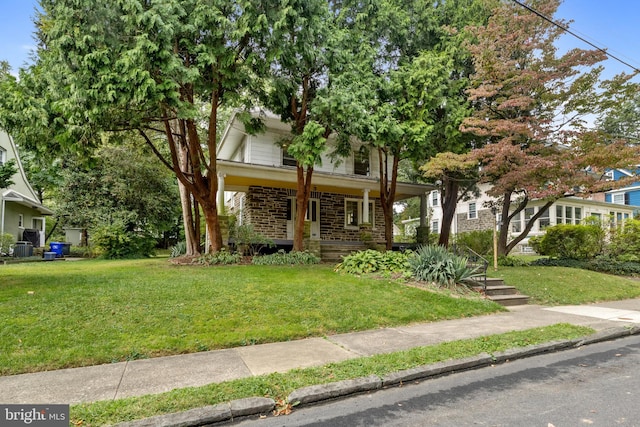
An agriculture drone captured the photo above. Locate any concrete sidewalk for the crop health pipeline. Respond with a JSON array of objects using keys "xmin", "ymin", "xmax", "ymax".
[{"xmin": 2, "ymin": 299, "xmax": 640, "ymax": 405}]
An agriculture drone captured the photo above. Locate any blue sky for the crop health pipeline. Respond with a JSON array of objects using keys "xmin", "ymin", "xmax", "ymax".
[{"xmin": 1, "ymin": 0, "xmax": 639, "ymax": 79}]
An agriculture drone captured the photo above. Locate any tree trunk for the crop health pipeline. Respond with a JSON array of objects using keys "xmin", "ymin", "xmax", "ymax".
[
  {"xmin": 378, "ymin": 148, "xmax": 399, "ymax": 251},
  {"xmin": 438, "ymin": 177, "xmax": 460, "ymax": 247},
  {"xmin": 293, "ymin": 165, "xmax": 313, "ymax": 251},
  {"xmin": 178, "ymin": 181, "xmax": 200, "ymax": 255}
]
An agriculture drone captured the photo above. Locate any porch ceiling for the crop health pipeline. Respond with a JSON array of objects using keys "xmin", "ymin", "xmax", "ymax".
[{"xmin": 217, "ymin": 160, "xmax": 434, "ymax": 200}]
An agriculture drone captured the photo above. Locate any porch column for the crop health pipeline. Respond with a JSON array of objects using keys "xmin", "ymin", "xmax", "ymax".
[
  {"xmin": 217, "ymin": 172, "xmax": 226, "ymax": 214},
  {"xmin": 420, "ymin": 193, "xmax": 427, "ymax": 227},
  {"xmin": 362, "ymin": 189, "xmax": 370, "ymax": 223}
]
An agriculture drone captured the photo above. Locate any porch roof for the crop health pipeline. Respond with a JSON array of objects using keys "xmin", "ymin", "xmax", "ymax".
[
  {"xmin": 217, "ymin": 160, "xmax": 434, "ymax": 201},
  {"xmin": 2, "ymin": 189, "xmax": 54, "ymax": 215}
]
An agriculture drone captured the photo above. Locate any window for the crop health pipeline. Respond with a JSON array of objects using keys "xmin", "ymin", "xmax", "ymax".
[
  {"xmin": 282, "ymin": 145, "xmax": 297, "ymax": 167},
  {"xmin": 575, "ymin": 207, "xmax": 582, "ymax": 223},
  {"xmin": 431, "ymin": 220, "xmax": 439, "ymax": 233},
  {"xmin": 353, "ymin": 150, "xmax": 370, "ymax": 176},
  {"xmin": 613, "ymin": 193, "xmax": 625, "ymax": 205},
  {"xmin": 511, "ymin": 211, "xmax": 521, "ymax": 233},
  {"xmin": 538, "ymin": 208, "xmax": 550, "ymax": 229},
  {"xmin": 556, "ymin": 205, "xmax": 564, "ymax": 224},
  {"xmin": 524, "ymin": 207, "xmax": 534, "ymax": 227},
  {"xmin": 0, "ymin": 147, "xmax": 5, "ymax": 166},
  {"xmin": 565, "ymin": 206, "xmax": 573, "ymax": 224},
  {"xmin": 345, "ymin": 200, "xmax": 359, "ymax": 227},
  {"xmin": 344, "ymin": 199, "xmax": 375, "ymax": 228},
  {"xmin": 18, "ymin": 214, "xmax": 24, "ymax": 228},
  {"xmin": 431, "ymin": 191, "xmax": 439, "ymax": 207},
  {"xmin": 468, "ymin": 202, "xmax": 477, "ymax": 219}
]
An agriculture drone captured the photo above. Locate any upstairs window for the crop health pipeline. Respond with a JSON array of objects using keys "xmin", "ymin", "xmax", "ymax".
[
  {"xmin": 353, "ymin": 150, "xmax": 370, "ymax": 176},
  {"xmin": 431, "ymin": 191, "xmax": 439, "ymax": 207},
  {"xmin": 468, "ymin": 202, "xmax": 477, "ymax": 219},
  {"xmin": 0, "ymin": 147, "xmax": 6, "ymax": 166},
  {"xmin": 282, "ymin": 144, "xmax": 297, "ymax": 167}
]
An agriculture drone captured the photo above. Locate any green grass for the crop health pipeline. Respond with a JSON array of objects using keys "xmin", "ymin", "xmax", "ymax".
[
  {"xmin": 490, "ymin": 265, "xmax": 640, "ymax": 305},
  {"xmin": 0, "ymin": 259, "xmax": 503, "ymax": 375},
  {"xmin": 70, "ymin": 323, "xmax": 594, "ymax": 426}
]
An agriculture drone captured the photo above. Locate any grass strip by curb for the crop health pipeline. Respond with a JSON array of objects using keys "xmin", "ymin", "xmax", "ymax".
[{"xmin": 71, "ymin": 323, "xmax": 593, "ymax": 426}]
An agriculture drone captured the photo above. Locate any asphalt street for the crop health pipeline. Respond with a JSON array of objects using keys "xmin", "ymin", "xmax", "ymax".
[{"xmin": 227, "ymin": 334, "xmax": 640, "ymax": 427}]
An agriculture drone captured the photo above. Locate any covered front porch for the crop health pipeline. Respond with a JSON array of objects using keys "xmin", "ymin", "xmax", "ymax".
[{"xmin": 216, "ymin": 160, "xmax": 434, "ymax": 250}]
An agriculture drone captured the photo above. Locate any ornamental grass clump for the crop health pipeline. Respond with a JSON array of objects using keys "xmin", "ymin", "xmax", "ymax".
[{"xmin": 409, "ymin": 245, "xmax": 480, "ymax": 288}]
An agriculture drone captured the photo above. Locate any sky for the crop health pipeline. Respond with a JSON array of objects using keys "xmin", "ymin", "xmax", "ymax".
[{"xmin": 0, "ymin": 0, "xmax": 639, "ymax": 79}]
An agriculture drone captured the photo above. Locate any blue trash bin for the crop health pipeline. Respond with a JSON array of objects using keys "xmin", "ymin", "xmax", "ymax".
[{"xmin": 49, "ymin": 242, "xmax": 64, "ymax": 258}]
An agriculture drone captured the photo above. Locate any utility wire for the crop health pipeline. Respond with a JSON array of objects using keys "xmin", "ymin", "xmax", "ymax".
[{"xmin": 509, "ymin": 0, "xmax": 640, "ymax": 74}]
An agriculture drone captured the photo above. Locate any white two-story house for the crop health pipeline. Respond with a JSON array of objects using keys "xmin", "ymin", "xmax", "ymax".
[
  {"xmin": 404, "ymin": 183, "xmax": 637, "ymax": 253},
  {"xmin": 216, "ymin": 111, "xmax": 432, "ymax": 248}
]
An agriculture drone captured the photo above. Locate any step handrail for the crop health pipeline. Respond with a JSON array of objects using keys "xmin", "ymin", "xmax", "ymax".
[{"xmin": 452, "ymin": 244, "xmax": 489, "ymax": 291}]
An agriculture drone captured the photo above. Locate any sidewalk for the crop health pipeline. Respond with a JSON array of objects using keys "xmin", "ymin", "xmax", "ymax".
[{"xmin": 2, "ymin": 299, "xmax": 640, "ymax": 405}]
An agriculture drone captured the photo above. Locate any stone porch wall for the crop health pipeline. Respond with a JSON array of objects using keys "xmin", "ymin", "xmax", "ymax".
[{"xmin": 234, "ymin": 186, "xmax": 386, "ymax": 242}]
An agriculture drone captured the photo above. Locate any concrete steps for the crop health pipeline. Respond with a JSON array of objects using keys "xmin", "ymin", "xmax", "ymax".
[{"xmin": 473, "ymin": 277, "xmax": 530, "ymax": 307}]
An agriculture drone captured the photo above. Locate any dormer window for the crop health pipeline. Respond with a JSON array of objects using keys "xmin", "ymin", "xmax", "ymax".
[{"xmin": 353, "ymin": 150, "xmax": 370, "ymax": 176}]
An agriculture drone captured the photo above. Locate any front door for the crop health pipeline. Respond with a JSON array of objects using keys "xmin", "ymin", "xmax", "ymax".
[{"xmin": 286, "ymin": 197, "xmax": 320, "ymax": 240}]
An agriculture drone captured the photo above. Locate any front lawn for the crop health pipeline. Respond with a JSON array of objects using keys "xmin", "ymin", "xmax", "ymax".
[
  {"xmin": 490, "ymin": 265, "xmax": 640, "ymax": 305},
  {"xmin": 0, "ymin": 258, "xmax": 502, "ymax": 375}
]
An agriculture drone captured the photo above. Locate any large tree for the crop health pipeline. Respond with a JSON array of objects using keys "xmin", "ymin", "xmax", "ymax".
[
  {"xmin": 23, "ymin": 0, "xmax": 285, "ymax": 254},
  {"xmin": 322, "ymin": 0, "xmax": 491, "ymax": 250},
  {"xmin": 461, "ymin": 0, "xmax": 640, "ymax": 255},
  {"xmin": 259, "ymin": 0, "xmax": 336, "ymax": 252}
]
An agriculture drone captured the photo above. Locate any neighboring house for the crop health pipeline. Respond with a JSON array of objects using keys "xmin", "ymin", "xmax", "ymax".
[
  {"xmin": 0, "ymin": 130, "xmax": 53, "ymax": 248},
  {"xmin": 216, "ymin": 111, "xmax": 433, "ymax": 248},
  {"xmin": 604, "ymin": 167, "xmax": 640, "ymax": 208},
  {"xmin": 404, "ymin": 183, "xmax": 637, "ymax": 254}
]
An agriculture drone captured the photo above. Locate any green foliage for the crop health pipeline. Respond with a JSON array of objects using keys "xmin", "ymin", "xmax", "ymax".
[
  {"xmin": 455, "ymin": 230, "xmax": 493, "ymax": 256},
  {"xmin": 252, "ymin": 250, "xmax": 320, "ymax": 265},
  {"xmin": 530, "ymin": 257, "xmax": 640, "ymax": 277},
  {"xmin": 529, "ymin": 223, "xmax": 604, "ymax": 260},
  {"xmin": 0, "ymin": 159, "xmax": 17, "ymax": 190},
  {"xmin": 91, "ymin": 223, "xmax": 156, "ymax": 259},
  {"xmin": 232, "ymin": 224, "xmax": 275, "ymax": 256},
  {"xmin": 335, "ymin": 250, "xmax": 412, "ymax": 275},
  {"xmin": 196, "ymin": 249, "xmax": 242, "ymax": 266},
  {"xmin": 408, "ymin": 245, "xmax": 480, "ymax": 287},
  {"xmin": 170, "ymin": 241, "xmax": 187, "ymax": 258},
  {"xmin": 608, "ymin": 218, "xmax": 640, "ymax": 262},
  {"xmin": 498, "ymin": 256, "xmax": 530, "ymax": 267},
  {"xmin": 0, "ymin": 233, "xmax": 14, "ymax": 255}
]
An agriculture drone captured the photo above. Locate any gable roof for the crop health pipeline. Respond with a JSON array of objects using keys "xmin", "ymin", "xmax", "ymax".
[{"xmin": 0, "ymin": 130, "xmax": 53, "ymax": 215}]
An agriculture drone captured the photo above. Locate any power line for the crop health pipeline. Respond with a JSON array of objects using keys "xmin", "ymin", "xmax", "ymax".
[{"xmin": 509, "ymin": 0, "xmax": 640, "ymax": 74}]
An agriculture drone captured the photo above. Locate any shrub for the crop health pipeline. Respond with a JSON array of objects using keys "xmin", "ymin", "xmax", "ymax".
[
  {"xmin": 232, "ymin": 224, "xmax": 275, "ymax": 256},
  {"xmin": 408, "ymin": 245, "xmax": 480, "ymax": 287},
  {"xmin": 454, "ymin": 230, "xmax": 493, "ymax": 257},
  {"xmin": 498, "ymin": 255, "xmax": 530, "ymax": 267},
  {"xmin": 530, "ymin": 256, "xmax": 640, "ymax": 277},
  {"xmin": 608, "ymin": 218, "xmax": 640, "ymax": 262},
  {"xmin": 335, "ymin": 249, "xmax": 411, "ymax": 275},
  {"xmin": 91, "ymin": 223, "xmax": 156, "ymax": 259},
  {"xmin": 529, "ymin": 223, "xmax": 604, "ymax": 259},
  {"xmin": 195, "ymin": 249, "xmax": 242, "ymax": 265},
  {"xmin": 252, "ymin": 250, "xmax": 320, "ymax": 265},
  {"xmin": 170, "ymin": 241, "xmax": 187, "ymax": 258},
  {"xmin": 0, "ymin": 233, "xmax": 14, "ymax": 256}
]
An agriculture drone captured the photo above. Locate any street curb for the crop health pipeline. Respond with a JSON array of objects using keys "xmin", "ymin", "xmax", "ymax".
[{"xmin": 113, "ymin": 326, "xmax": 638, "ymax": 427}]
